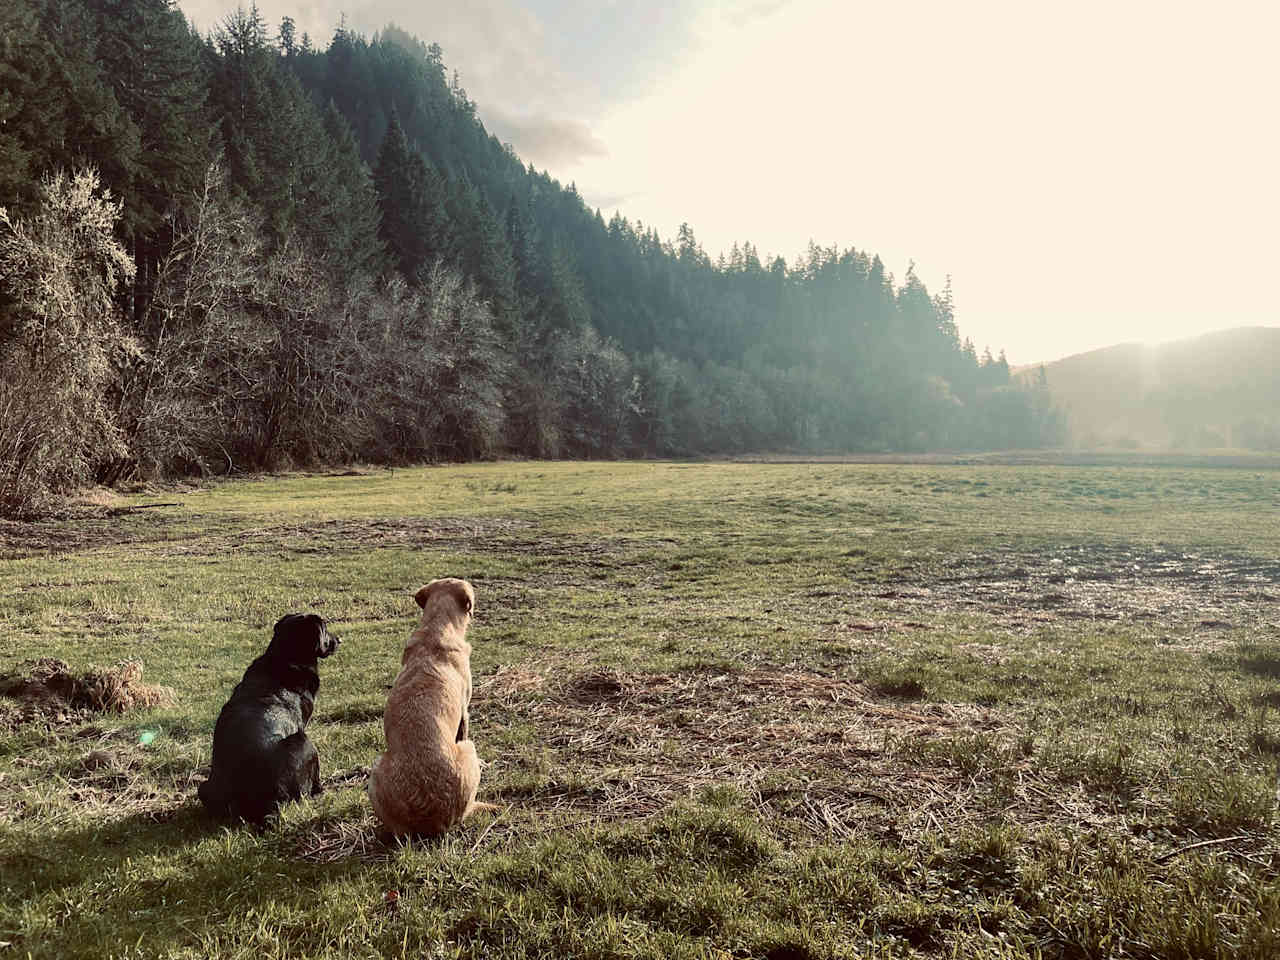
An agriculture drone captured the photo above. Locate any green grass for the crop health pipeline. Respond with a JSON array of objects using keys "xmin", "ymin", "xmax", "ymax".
[{"xmin": 2, "ymin": 461, "xmax": 1279, "ymax": 958}]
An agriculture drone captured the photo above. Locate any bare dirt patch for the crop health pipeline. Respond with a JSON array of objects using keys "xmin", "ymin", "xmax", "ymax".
[
  {"xmin": 855, "ymin": 543, "xmax": 1280, "ymax": 633},
  {"xmin": 0, "ymin": 658, "xmax": 174, "ymax": 727},
  {"xmin": 0, "ymin": 512, "xmax": 545, "ymax": 561},
  {"xmin": 0, "ymin": 510, "xmax": 183, "ymax": 559},
  {"xmin": 151, "ymin": 515, "xmax": 539, "ymax": 558}
]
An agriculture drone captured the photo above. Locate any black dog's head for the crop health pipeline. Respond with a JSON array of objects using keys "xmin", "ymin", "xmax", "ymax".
[{"xmin": 268, "ymin": 613, "xmax": 340, "ymax": 665}]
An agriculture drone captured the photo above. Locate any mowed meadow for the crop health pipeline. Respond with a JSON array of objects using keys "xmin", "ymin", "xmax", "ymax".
[{"xmin": 2, "ymin": 460, "xmax": 1279, "ymax": 959}]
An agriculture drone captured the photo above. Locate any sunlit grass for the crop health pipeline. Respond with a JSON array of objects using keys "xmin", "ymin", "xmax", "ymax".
[{"xmin": 2, "ymin": 460, "xmax": 1279, "ymax": 958}]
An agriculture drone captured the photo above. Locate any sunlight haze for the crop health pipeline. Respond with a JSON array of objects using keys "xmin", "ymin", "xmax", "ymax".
[{"xmin": 179, "ymin": 0, "xmax": 1280, "ymax": 364}]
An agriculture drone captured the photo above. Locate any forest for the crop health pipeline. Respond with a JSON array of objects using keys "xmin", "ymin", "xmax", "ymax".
[{"xmin": 0, "ymin": 0, "xmax": 1064, "ymax": 515}]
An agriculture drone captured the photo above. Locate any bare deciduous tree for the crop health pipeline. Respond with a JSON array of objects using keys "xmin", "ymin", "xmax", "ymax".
[
  {"xmin": 0, "ymin": 169, "xmax": 136, "ymax": 515},
  {"xmin": 119, "ymin": 162, "xmax": 265, "ymax": 475}
]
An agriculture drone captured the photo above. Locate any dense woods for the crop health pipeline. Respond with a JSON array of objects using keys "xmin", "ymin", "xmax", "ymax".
[{"xmin": 0, "ymin": 1, "xmax": 1063, "ymax": 515}]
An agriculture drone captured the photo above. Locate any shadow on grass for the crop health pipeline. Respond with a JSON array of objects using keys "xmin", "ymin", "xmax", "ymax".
[
  {"xmin": 2, "ymin": 798, "xmax": 379, "ymax": 960},
  {"xmin": 1, "ymin": 800, "xmax": 220, "ymax": 902},
  {"xmin": 1238, "ymin": 644, "xmax": 1280, "ymax": 680}
]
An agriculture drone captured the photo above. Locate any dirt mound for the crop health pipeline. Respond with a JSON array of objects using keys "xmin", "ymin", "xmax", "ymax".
[{"xmin": 0, "ymin": 658, "xmax": 174, "ymax": 725}]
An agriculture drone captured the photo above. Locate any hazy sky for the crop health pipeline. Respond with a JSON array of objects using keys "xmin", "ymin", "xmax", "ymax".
[{"xmin": 179, "ymin": 0, "xmax": 1279, "ymax": 364}]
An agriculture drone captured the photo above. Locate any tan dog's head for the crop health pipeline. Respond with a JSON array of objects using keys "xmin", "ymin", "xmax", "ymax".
[{"xmin": 413, "ymin": 577, "xmax": 475, "ymax": 622}]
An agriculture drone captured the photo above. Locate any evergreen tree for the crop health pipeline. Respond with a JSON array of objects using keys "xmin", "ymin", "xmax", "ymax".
[
  {"xmin": 37, "ymin": 0, "xmax": 142, "ymax": 218},
  {"xmin": 277, "ymin": 15, "xmax": 296, "ymax": 56},
  {"xmin": 373, "ymin": 113, "xmax": 432, "ymax": 280},
  {"xmin": 88, "ymin": 0, "xmax": 210, "ymax": 240},
  {"xmin": 88, "ymin": 0, "xmax": 212, "ymax": 319},
  {"xmin": 0, "ymin": 0, "xmax": 63, "ymax": 215},
  {"xmin": 316, "ymin": 101, "xmax": 386, "ymax": 284},
  {"xmin": 446, "ymin": 179, "xmax": 516, "ymax": 330}
]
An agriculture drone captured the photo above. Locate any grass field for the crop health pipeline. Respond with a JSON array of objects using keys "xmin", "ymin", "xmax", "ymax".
[{"xmin": 2, "ymin": 460, "xmax": 1279, "ymax": 959}]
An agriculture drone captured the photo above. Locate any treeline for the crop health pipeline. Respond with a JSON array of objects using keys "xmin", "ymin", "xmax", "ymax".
[{"xmin": 0, "ymin": 1, "xmax": 1062, "ymax": 515}]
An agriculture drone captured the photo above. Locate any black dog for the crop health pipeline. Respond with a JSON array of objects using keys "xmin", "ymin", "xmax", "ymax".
[{"xmin": 198, "ymin": 613, "xmax": 340, "ymax": 823}]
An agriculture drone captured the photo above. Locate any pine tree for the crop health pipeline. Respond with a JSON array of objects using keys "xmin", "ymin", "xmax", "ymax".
[
  {"xmin": 88, "ymin": 0, "xmax": 212, "ymax": 320},
  {"xmin": 38, "ymin": 0, "xmax": 142, "ymax": 217},
  {"xmin": 89, "ymin": 0, "xmax": 210, "ymax": 239},
  {"xmin": 0, "ymin": 0, "xmax": 62, "ymax": 215},
  {"xmin": 373, "ymin": 113, "xmax": 431, "ymax": 279},
  {"xmin": 316, "ymin": 101, "xmax": 386, "ymax": 284},
  {"xmin": 277, "ymin": 15, "xmax": 296, "ymax": 57},
  {"xmin": 446, "ymin": 180, "xmax": 516, "ymax": 330}
]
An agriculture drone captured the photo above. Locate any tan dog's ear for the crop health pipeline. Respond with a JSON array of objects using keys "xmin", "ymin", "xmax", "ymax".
[{"xmin": 413, "ymin": 583, "xmax": 433, "ymax": 609}]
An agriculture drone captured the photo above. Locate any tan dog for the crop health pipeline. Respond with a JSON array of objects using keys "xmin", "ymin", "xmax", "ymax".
[{"xmin": 368, "ymin": 578, "xmax": 494, "ymax": 837}]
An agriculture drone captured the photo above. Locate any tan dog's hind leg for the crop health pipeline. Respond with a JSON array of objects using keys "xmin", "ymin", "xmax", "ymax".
[
  {"xmin": 455, "ymin": 740, "xmax": 499, "ymax": 818},
  {"xmin": 368, "ymin": 755, "xmax": 413, "ymax": 838}
]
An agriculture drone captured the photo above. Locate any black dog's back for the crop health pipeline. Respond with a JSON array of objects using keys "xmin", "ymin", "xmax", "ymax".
[{"xmin": 199, "ymin": 614, "xmax": 339, "ymax": 823}]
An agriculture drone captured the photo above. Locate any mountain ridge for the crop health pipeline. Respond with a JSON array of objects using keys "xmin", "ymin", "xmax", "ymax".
[{"xmin": 1016, "ymin": 326, "xmax": 1280, "ymax": 449}]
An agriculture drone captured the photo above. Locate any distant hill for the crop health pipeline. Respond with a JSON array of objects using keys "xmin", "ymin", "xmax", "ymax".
[{"xmin": 1016, "ymin": 327, "xmax": 1280, "ymax": 450}]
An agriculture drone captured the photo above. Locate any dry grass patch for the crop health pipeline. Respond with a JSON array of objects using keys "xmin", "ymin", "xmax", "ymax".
[
  {"xmin": 293, "ymin": 809, "xmax": 387, "ymax": 863},
  {"xmin": 0, "ymin": 658, "xmax": 174, "ymax": 727},
  {"xmin": 470, "ymin": 665, "xmax": 1023, "ymax": 840}
]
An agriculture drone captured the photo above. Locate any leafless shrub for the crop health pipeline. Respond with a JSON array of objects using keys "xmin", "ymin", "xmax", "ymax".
[
  {"xmin": 119, "ymin": 163, "xmax": 267, "ymax": 475},
  {"xmin": 355, "ymin": 263, "xmax": 506, "ymax": 462},
  {"xmin": 0, "ymin": 169, "xmax": 137, "ymax": 516},
  {"xmin": 559, "ymin": 326, "xmax": 639, "ymax": 457},
  {"xmin": 6, "ymin": 163, "xmax": 554, "ymax": 496},
  {"xmin": 123, "ymin": 166, "xmax": 364, "ymax": 473}
]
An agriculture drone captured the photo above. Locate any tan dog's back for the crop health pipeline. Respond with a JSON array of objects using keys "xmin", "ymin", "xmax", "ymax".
[{"xmin": 369, "ymin": 578, "xmax": 489, "ymax": 837}]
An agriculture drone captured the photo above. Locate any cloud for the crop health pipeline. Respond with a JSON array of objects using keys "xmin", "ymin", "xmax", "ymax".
[
  {"xmin": 579, "ymin": 188, "xmax": 642, "ymax": 212},
  {"xmin": 381, "ymin": 2, "xmax": 563, "ymax": 107},
  {"xmin": 482, "ymin": 108, "xmax": 609, "ymax": 170},
  {"xmin": 724, "ymin": 0, "xmax": 793, "ymax": 27}
]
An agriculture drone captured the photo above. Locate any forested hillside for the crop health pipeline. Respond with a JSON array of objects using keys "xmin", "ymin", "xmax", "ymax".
[
  {"xmin": 0, "ymin": 0, "xmax": 1063, "ymax": 515},
  {"xmin": 1015, "ymin": 327, "xmax": 1280, "ymax": 450}
]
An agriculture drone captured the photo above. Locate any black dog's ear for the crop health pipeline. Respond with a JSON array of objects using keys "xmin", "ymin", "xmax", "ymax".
[{"xmin": 272, "ymin": 614, "xmax": 303, "ymax": 645}]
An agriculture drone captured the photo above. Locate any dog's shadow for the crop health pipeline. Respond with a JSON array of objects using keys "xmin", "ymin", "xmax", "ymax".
[
  {"xmin": 7, "ymin": 764, "xmax": 374, "ymax": 901},
  {"xmin": 7, "ymin": 791, "xmax": 390, "ymax": 958},
  {"xmin": 6, "ymin": 761, "xmax": 510, "ymax": 956},
  {"xmin": 6, "ymin": 799, "xmax": 225, "ymax": 902}
]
